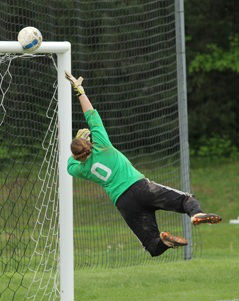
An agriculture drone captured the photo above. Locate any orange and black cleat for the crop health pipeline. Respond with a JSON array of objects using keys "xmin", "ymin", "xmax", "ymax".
[
  {"xmin": 191, "ymin": 213, "xmax": 222, "ymax": 225},
  {"xmin": 160, "ymin": 231, "xmax": 188, "ymax": 248}
]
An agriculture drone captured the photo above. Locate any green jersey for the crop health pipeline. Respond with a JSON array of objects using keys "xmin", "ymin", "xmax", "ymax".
[{"xmin": 67, "ymin": 109, "xmax": 144, "ymax": 205}]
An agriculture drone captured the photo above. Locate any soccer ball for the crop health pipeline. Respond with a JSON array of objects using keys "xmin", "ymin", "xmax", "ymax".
[{"xmin": 17, "ymin": 26, "xmax": 42, "ymax": 52}]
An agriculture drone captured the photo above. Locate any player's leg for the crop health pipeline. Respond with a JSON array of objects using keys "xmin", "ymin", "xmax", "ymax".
[
  {"xmin": 117, "ymin": 207, "xmax": 168, "ymax": 256},
  {"xmin": 116, "ymin": 179, "xmax": 187, "ymax": 257},
  {"xmin": 147, "ymin": 180, "xmax": 222, "ymax": 224}
]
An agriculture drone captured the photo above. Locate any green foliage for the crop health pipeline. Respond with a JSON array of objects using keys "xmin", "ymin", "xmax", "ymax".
[
  {"xmin": 191, "ymin": 135, "xmax": 238, "ymax": 159},
  {"xmin": 185, "ymin": 0, "xmax": 238, "ymax": 150},
  {"xmin": 187, "ymin": 68, "xmax": 238, "ymax": 150},
  {"xmin": 189, "ymin": 36, "xmax": 239, "ymax": 73}
]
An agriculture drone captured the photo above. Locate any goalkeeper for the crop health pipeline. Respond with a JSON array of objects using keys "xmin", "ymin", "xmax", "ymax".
[{"xmin": 66, "ymin": 72, "xmax": 222, "ymax": 257}]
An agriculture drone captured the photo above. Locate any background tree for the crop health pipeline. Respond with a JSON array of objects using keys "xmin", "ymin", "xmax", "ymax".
[{"xmin": 184, "ymin": 0, "xmax": 239, "ymax": 154}]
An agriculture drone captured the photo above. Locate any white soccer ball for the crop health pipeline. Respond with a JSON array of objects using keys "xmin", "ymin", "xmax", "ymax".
[{"xmin": 17, "ymin": 26, "xmax": 43, "ymax": 52}]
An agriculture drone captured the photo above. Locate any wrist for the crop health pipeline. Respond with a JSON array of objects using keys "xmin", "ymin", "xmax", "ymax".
[{"xmin": 79, "ymin": 94, "xmax": 86, "ymax": 101}]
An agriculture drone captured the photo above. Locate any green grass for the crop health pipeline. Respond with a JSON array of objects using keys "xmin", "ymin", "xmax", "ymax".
[
  {"xmin": 191, "ymin": 158, "xmax": 239, "ymax": 222},
  {"xmin": 75, "ymin": 223, "xmax": 239, "ymax": 301},
  {"xmin": 1, "ymin": 223, "xmax": 238, "ymax": 301},
  {"xmin": 72, "ymin": 158, "xmax": 239, "ymax": 301},
  {"xmin": 0, "ymin": 158, "xmax": 238, "ymax": 300}
]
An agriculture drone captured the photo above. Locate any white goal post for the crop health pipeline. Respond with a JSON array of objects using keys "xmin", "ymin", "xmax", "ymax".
[{"xmin": 0, "ymin": 41, "xmax": 74, "ymax": 301}]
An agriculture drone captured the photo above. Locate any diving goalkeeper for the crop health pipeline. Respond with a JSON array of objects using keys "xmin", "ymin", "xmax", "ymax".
[{"xmin": 66, "ymin": 72, "xmax": 222, "ymax": 257}]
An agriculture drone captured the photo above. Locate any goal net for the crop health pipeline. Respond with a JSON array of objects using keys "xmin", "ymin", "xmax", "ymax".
[
  {"xmin": 71, "ymin": 0, "xmax": 200, "ymax": 268},
  {"xmin": 0, "ymin": 53, "xmax": 60, "ymax": 300},
  {"xmin": 0, "ymin": 1, "xmax": 200, "ymax": 300}
]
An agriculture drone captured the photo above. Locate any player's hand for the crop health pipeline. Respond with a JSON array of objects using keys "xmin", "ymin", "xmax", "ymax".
[
  {"xmin": 76, "ymin": 128, "xmax": 91, "ymax": 142},
  {"xmin": 65, "ymin": 71, "xmax": 85, "ymax": 96}
]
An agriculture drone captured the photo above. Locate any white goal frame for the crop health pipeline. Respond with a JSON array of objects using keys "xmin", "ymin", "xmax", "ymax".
[{"xmin": 0, "ymin": 41, "xmax": 74, "ymax": 301}]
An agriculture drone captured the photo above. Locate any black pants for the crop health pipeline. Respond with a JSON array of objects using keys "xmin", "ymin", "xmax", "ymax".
[{"xmin": 116, "ymin": 178, "xmax": 203, "ymax": 257}]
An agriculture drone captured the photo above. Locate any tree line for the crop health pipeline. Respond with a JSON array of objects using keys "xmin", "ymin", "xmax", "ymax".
[
  {"xmin": 185, "ymin": 0, "xmax": 238, "ymax": 157},
  {"xmin": 0, "ymin": 0, "xmax": 238, "ymax": 162}
]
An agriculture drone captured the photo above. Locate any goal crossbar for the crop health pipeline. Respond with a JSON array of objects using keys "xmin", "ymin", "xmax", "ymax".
[
  {"xmin": 0, "ymin": 41, "xmax": 74, "ymax": 301},
  {"xmin": 0, "ymin": 41, "xmax": 71, "ymax": 54}
]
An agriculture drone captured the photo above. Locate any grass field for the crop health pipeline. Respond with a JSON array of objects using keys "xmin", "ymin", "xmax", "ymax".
[
  {"xmin": 0, "ymin": 158, "xmax": 238, "ymax": 301},
  {"xmin": 73, "ymin": 158, "xmax": 239, "ymax": 301},
  {"xmin": 190, "ymin": 157, "xmax": 239, "ymax": 222},
  {"xmin": 75, "ymin": 223, "xmax": 239, "ymax": 301}
]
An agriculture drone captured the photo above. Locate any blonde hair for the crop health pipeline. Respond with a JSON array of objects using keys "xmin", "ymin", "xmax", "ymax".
[{"xmin": 71, "ymin": 138, "xmax": 93, "ymax": 161}]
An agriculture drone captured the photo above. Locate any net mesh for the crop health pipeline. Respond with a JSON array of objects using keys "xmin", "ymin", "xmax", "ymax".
[
  {"xmin": 0, "ymin": 54, "xmax": 60, "ymax": 300},
  {"xmin": 0, "ymin": 0, "xmax": 200, "ymax": 300},
  {"xmin": 71, "ymin": 0, "xmax": 198, "ymax": 268}
]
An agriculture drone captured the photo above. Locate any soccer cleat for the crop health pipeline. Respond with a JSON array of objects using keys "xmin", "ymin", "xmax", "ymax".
[
  {"xmin": 191, "ymin": 213, "xmax": 222, "ymax": 225},
  {"xmin": 160, "ymin": 231, "xmax": 188, "ymax": 248}
]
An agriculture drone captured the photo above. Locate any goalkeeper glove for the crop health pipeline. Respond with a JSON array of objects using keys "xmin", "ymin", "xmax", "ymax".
[
  {"xmin": 65, "ymin": 71, "xmax": 85, "ymax": 96},
  {"xmin": 76, "ymin": 128, "xmax": 91, "ymax": 142}
]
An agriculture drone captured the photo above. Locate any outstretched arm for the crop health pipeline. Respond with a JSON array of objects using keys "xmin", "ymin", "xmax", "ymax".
[
  {"xmin": 78, "ymin": 94, "xmax": 93, "ymax": 113},
  {"xmin": 65, "ymin": 71, "xmax": 93, "ymax": 113},
  {"xmin": 65, "ymin": 71, "xmax": 112, "ymax": 146}
]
